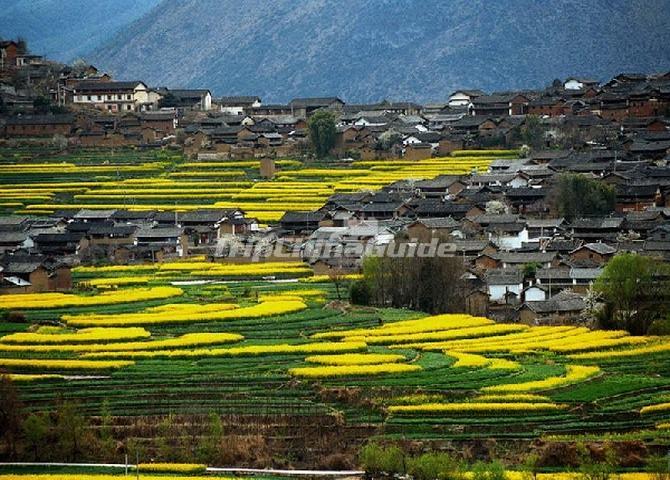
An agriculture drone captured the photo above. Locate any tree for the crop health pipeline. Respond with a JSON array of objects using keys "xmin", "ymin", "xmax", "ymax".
[
  {"xmin": 485, "ymin": 200, "xmax": 507, "ymax": 215},
  {"xmin": 520, "ymin": 453, "xmax": 541, "ymax": 480},
  {"xmin": 96, "ymin": 399, "xmax": 116, "ymax": 458},
  {"xmin": 350, "ymin": 279, "xmax": 371, "ymax": 305},
  {"xmin": 361, "ymin": 254, "xmax": 466, "ymax": 314},
  {"xmin": 520, "ymin": 115, "xmax": 546, "ymax": 151},
  {"xmin": 472, "ymin": 460, "xmax": 507, "ymax": 480},
  {"xmin": 0, "ymin": 375, "xmax": 23, "ymax": 458},
  {"xmin": 197, "ymin": 412, "xmax": 223, "ymax": 463},
  {"xmin": 307, "ymin": 109, "xmax": 337, "ymax": 158},
  {"xmin": 577, "ymin": 442, "xmax": 618, "ymax": 480},
  {"xmin": 23, "ymin": 413, "xmax": 49, "ymax": 460},
  {"xmin": 359, "ymin": 442, "xmax": 406, "ymax": 476},
  {"xmin": 407, "ymin": 452, "xmax": 461, "ymax": 480},
  {"xmin": 593, "ymin": 253, "xmax": 670, "ymax": 334},
  {"xmin": 33, "ymin": 96, "xmax": 52, "ymax": 114},
  {"xmin": 376, "ymin": 129, "xmax": 403, "ymax": 151},
  {"xmin": 54, "ymin": 401, "xmax": 86, "ymax": 460},
  {"xmin": 552, "ymin": 174, "xmax": 616, "ymax": 221},
  {"xmin": 328, "ymin": 267, "xmax": 347, "ymax": 300}
]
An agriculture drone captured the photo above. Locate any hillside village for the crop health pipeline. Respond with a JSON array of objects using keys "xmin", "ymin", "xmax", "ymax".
[{"xmin": 1, "ymin": 38, "xmax": 670, "ymax": 326}]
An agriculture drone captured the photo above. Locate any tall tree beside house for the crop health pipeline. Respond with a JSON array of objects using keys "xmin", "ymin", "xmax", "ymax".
[
  {"xmin": 357, "ymin": 255, "xmax": 465, "ymax": 314},
  {"xmin": 307, "ymin": 109, "xmax": 337, "ymax": 158},
  {"xmin": 593, "ymin": 253, "xmax": 670, "ymax": 335},
  {"xmin": 552, "ymin": 174, "xmax": 616, "ymax": 221},
  {"xmin": 520, "ymin": 115, "xmax": 546, "ymax": 151},
  {"xmin": 376, "ymin": 129, "xmax": 403, "ymax": 151}
]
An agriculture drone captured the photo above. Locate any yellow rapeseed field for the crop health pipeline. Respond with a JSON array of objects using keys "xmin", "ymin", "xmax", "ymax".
[
  {"xmin": 289, "ymin": 363, "xmax": 421, "ymax": 378},
  {"xmin": 0, "ymin": 287, "xmax": 183, "ymax": 310},
  {"xmin": 0, "ymin": 327, "xmax": 150, "ymax": 344},
  {"xmin": 482, "ymin": 365, "xmax": 601, "ymax": 393}
]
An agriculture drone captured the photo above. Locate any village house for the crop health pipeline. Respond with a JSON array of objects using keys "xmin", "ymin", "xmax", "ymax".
[
  {"xmin": 405, "ymin": 217, "xmax": 463, "ymax": 242},
  {"xmin": 470, "ymin": 94, "xmax": 529, "ymax": 116},
  {"xmin": 569, "ymin": 217, "xmax": 625, "ymax": 242},
  {"xmin": 288, "ymin": 97, "xmax": 344, "ymax": 117},
  {"xmin": 72, "ymin": 80, "xmax": 160, "ymax": 112},
  {"xmin": 32, "ymin": 232, "xmax": 89, "ymax": 256},
  {"xmin": 569, "ymin": 242, "xmax": 617, "ymax": 265},
  {"xmin": 534, "ymin": 267, "xmax": 602, "ymax": 294},
  {"xmin": 0, "ymin": 257, "xmax": 72, "ymax": 293},
  {"xmin": 448, "ymin": 90, "xmax": 486, "ymax": 108},
  {"xmin": 279, "ymin": 211, "xmax": 328, "ymax": 238},
  {"xmin": 176, "ymin": 208, "xmax": 250, "ymax": 246},
  {"xmin": 219, "ymin": 96, "xmax": 262, "ymax": 115},
  {"xmin": 485, "ymin": 222, "xmax": 529, "ymax": 250},
  {"xmin": 140, "ymin": 111, "xmax": 177, "ymax": 136},
  {"xmin": 0, "ymin": 232, "xmax": 32, "ymax": 253},
  {"xmin": 485, "ymin": 268, "xmax": 524, "ymax": 303},
  {"xmin": 4, "ymin": 114, "xmax": 74, "ymax": 137},
  {"xmin": 132, "ymin": 227, "xmax": 187, "ymax": 260},
  {"xmin": 159, "ymin": 89, "xmax": 212, "ymax": 110},
  {"xmin": 0, "ymin": 40, "xmax": 18, "ymax": 70},
  {"xmin": 518, "ymin": 290, "xmax": 586, "ymax": 325}
]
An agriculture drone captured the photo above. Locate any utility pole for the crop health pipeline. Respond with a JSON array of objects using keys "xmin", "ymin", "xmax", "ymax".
[{"xmin": 136, "ymin": 450, "xmax": 139, "ymax": 480}]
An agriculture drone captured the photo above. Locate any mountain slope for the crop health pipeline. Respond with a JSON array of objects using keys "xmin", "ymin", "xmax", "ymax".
[
  {"xmin": 86, "ymin": 0, "xmax": 670, "ymax": 102},
  {"xmin": 0, "ymin": 0, "xmax": 161, "ymax": 62}
]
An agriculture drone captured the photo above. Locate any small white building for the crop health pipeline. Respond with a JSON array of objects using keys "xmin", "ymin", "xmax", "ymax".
[
  {"xmin": 219, "ymin": 96, "xmax": 262, "ymax": 115},
  {"xmin": 447, "ymin": 89, "xmax": 486, "ymax": 108},
  {"xmin": 522, "ymin": 284, "xmax": 548, "ymax": 302},
  {"xmin": 486, "ymin": 269, "xmax": 524, "ymax": 302},
  {"xmin": 563, "ymin": 77, "xmax": 599, "ymax": 91}
]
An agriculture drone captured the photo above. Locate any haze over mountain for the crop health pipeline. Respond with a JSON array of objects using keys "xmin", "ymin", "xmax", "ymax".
[
  {"xmin": 4, "ymin": 0, "xmax": 670, "ymax": 102},
  {"xmin": 0, "ymin": 0, "xmax": 161, "ymax": 62}
]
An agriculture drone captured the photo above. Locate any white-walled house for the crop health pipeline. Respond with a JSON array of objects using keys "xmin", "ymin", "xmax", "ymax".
[
  {"xmin": 219, "ymin": 96, "xmax": 261, "ymax": 115},
  {"xmin": 522, "ymin": 284, "xmax": 548, "ymax": 302},
  {"xmin": 72, "ymin": 81, "xmax": 159, "ymax": 112},
  {"xmin": 448, "ymin": 89, "xmax": 486, "ymax": 108},
  {"xmin": 487, "ymin": 225, "xmax": 529, "ymax": 250},
  {"xmin": 485, "ymin": 269, "xmax": 524, "ymax": 302}
]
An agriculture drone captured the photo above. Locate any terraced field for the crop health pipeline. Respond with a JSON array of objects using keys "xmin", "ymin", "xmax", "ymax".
[
  {"xmin": 2, "ymin": 146, "xmax": 670, "ymax": 466},
  {"xmin": 1, "ymin": 260, "xmax": 670, "ymax": 453},
  {"xmin": 0, "ymin": 146, "xmax": 505, "ymax": 222}
]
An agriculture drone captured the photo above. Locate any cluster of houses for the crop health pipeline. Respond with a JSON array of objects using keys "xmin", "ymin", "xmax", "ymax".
[
  {"xmin": 2, "ymin": 40, "xmax": 670, "ymax": 325},
  {"xmin": 2, "ymin": 150, "xmax": 670, "ymax": 323},
  {"xmin": 0, "ymin": 208, "xmax": 259, "ymax": 293},
  {"xmin": 1, "ymin": 39, "xmax": 669, "ymax": 159},
  {"xmin": 270, "ymin": 162, "xmax": 670, "ymax": 323}
]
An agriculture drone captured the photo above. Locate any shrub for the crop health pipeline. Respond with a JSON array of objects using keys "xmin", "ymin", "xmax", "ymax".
[
  {"xmin": 648, "ymin": 318, "xmax": 670, "ymax": 335},
  {"xmin": 359, "ymin": 442, "xmax": 406, "ymax": 475},
  {"xmin": 471, "ymin": 460, "xmax": 506, "ymax": 480},
  {"xmin": 407, "ymin": 452, "xmax": 461, "ymax": 480},
  {"xmin": 350, "ymin": 279, "xmax": 371, "ymax": 305}
]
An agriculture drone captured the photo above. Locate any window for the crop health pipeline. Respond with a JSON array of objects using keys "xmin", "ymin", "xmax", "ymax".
[
  {"xmin": 107, "ymin": 95, "xmax": 112, "ymax": 100},
  {"xmin": 87, "ymin": 95, "xmax": 91, "ymax": 101},
  {"xmin": 127, "ymin": 105, "xmax": 132, "ymax": 110},
  {"xmin": 118, "ymin": 94, "xmax": 122, "ymax": 100},
  {"xmin": 127, "ymin": 94, "xmax": 132, "ymax": 100}
]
